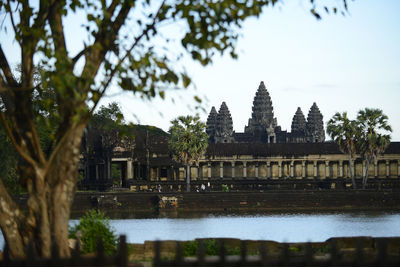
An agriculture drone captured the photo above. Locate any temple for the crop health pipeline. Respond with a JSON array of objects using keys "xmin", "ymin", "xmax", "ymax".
[
  {"xmin": 79, "ymin": 81, "xmax": 400, "ymax": 191},
  {"xmin": 206, "ymin": 81, "xmax": 325, "ymax": 144}
]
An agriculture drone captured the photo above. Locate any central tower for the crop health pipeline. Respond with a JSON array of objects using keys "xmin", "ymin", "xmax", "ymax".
[{"xmin": 244, "ymin": 81, "xmax": 278, "ymax": 142}]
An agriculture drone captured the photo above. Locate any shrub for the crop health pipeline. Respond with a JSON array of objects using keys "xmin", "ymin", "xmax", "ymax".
[
  {"xmin": 183, "ymin": 239, "xmax": 221, "ymax": 256},
  {"xmin": 69, "ymin": 209, "xmax": 118, "ymax": 254}
]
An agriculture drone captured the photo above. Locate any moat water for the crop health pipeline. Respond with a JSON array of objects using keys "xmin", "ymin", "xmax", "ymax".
[
  {"xmin": 1, "ymin": 212, "xmax": 400, "ymax": 247},
  {"xmin": 106, "ymin": 212, "xmax": 400, "ymax": 243}
]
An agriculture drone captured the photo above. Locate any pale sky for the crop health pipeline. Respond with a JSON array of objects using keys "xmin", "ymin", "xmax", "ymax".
[
  {"xmin": 103, "ymin": 0, "xmax": 400, "ymax": 140},
  {"xmin": 2, "ymin": 0, "xmax": 400, "ymax": 140}
]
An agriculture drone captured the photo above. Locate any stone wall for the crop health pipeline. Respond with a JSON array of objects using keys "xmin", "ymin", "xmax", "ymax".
[{"xmin": 63, "ymin": 190, "xmax": 400, "ymax": 218}]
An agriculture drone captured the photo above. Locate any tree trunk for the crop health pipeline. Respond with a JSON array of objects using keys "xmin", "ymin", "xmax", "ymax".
[
  {"xmin": 186, "ymin": 164, "xmax": 191, "ymax": 192},
  {"xmin": 362, "ymin": 159, "xmax": 370, "ymax": 189},
  {"xmin": 0, "ymin": 181, "xmax": 26, "ymax": 258},
  {"xmin": 348, "ymin": 153, "xmax": 356, "ymax": 189},
  {"xmin": 0, "ymin": 123, "xmax": 85, "ymax": 258}
]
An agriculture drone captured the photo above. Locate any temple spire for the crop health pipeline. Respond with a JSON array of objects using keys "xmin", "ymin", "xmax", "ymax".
[
  {"xmin": 306, "ymin": 102, "xmax": 325, "ymax": 142},
  {"xmin": 206, "ymin": 106, "xmax": 218, "ymax": 142},
  {"xmin": 291, "ymin": 107, "xmax": 306, "ymax": 134},
  {"xmin": 215, "ymin": 102, "xmax": 234, "ymax": 143},
  {"xmin": 245, "ymin": 81, "xmax": 277, "ymax": 134}
]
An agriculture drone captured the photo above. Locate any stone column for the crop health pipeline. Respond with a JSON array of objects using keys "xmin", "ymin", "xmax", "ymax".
[
  {"xmin": 278, "ymin": 161, "xmax": 282, "ymax": 178},
  {"xmin": 255, "ymin": 162, "xmax": 259, "ymax": 178},
  {"xmin": 325, "ymin": 161, "xmax": 330, "ymax": 179},
  {"xmin": 266, "ymin": 161, "xmax": 271, "ymax": 179},
  {"xmin": 313, "ymin": 161, "xmax": 318, "ymax": 178},
  {"xmin": 386, "ymin": 160, "xmax": 390, "ymax": 178},
  {"xmin": 398, "ymin": 160, "xmax": 400, "ymax": 178},
  {"xmin": 243, "ymin": 162, "xmax": 247, "ymax": 178},
  {"xmin": 220, "ymin": 162, "xmax": 224, "ymax": 178},
  {"xmin": 170, "ymin": 166, "xmax": 174, "ymax": 181},
  {"xmin": 290, "ymin": 161, "xmax": 294, "ymax": 178},
  {"xmin": 231, "ymin": 162, "xmax": 235, "ymax": 178},
  {"xmin": 339, "ymin": 161, "xmax": 343, "ymax": 178},
  {"xmin": 208, "ymin": 162, "xmax": 212, "ymax": 179},
  {"xmin": 156, "ymin": 167, "xmax": 160, "ymax": 181},
  {"xmin": 302, "ymin": 161, "xmax": 306, "ymax": 178},
  {"xmin": 127, "ymin": 159, "xmax": 133, "ymax": 179}
]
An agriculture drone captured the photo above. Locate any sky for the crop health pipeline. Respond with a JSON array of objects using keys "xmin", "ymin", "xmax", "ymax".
[
  {"xmin": 1, "ymin": 0, "xmax": 400, "ymax": 140},
  {"xmin": 100, "ymin": 0, "xmax": 400, "ymax": 140}
]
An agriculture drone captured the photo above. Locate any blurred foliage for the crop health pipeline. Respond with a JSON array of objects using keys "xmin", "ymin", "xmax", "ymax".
[{"xmin": 69, "ymin": 209, "xmax": 118, "ymax": 255}]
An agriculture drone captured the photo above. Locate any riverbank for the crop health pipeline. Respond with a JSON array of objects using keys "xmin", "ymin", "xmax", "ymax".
[{"xmin": 66, "ymin": 190, "xmax": 400, "ymax": 218}]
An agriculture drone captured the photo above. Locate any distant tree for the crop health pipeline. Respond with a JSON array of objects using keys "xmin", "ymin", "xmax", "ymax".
[
  {"xmin": 357, "ymin": 108, "xmax": 392, "ymax": 189},
  {"xmin": 0, "ymin": 0, "xmax": 350, "ymax": 258},
  {"xmin": 83, "ymin": 102, "xmax": 131, "ymax": 186},
  {"xmin": 169, "ymin": 116, "xmax": 208, "ymax": 192},
  {"xmin": 327, "ymin": 112, "xmax": 359, "ymax": 189}
]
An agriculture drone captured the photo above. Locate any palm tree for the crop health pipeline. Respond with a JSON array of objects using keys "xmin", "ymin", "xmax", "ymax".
[
  {"xmin": 357, "ymin": 108, "xmax": 392, "ymax": 189},
  {"xmin": 327, "ymin": 112, "xmax": 359, "ymax": 189},
  {"xmin": 168, "ymin": 115, "xmax": 209, "ymax": 192}
]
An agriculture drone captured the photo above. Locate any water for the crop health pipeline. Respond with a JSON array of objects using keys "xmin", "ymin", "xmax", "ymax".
[
  {"xmin": 109, "ymin": 212, "xmax": 400, "ymax": 243},
  {"xmin": 2, "ymin": 212, "xmax": 400, "ymax": 247}
]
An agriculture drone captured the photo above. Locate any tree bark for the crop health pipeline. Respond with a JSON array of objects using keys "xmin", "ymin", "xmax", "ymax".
[
  {"xmin": 0, "ymin": 181, "xmax": 26, "ymax": 258},
  {"xmin": 348, "ymin": 153, "xmax": 356, "ymax": 189},
  {"xmin": 186, "ymin": 164, "xmax": 191, "ymax": 192},
  {"xmin": 362, "ymin": 159, "xmax": 370, "ymax": 189},
  {"xmin": 0, "ymin": 123, "xmax": 85, "ymax": 258}
]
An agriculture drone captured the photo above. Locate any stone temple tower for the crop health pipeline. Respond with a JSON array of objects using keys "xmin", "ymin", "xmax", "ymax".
[
  {"xmin": 244, "ymin": 81, "xmax": 278, "ymax": 142},
  {"xmin": 290, "ymin": 107, "xmax": 307, "ymax": 143},
  {"xmin": 291, "ymin": 107, "xmax": 306, "ymax": 134},
  {"xmin": 206, "ymin": 106, "xmax": 218, "ymax": 142},
  {"xmin": 214, "ymin": 102, "xmax": 234, "ymax": 143},
  {"xmin": 306, "ymin": 102, "xmax": 325, "ymax": 142}
]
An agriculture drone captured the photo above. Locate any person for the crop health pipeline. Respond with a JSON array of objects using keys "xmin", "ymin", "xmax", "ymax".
[
  {"xmin": 158, "ymin": 184, "xmax": 162, "ymax": 193},
  {"xmin": 207, "ymin": 182, "xmax": 211, "ymax": 192},
  {"xmin": 201, "ymin": 183, "xmax": 205, "ymax": 192}
]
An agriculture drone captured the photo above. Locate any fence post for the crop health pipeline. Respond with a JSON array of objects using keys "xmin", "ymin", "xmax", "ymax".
[
  {"xmin": 70, "ymin": 238, "xmax": 81, "ymax": 267},
  {"xmin": 175, "ymin": 242, "xmax": 183, "ymax": 267},
  {"xmin": 305, "ymin": 242, "xmax": 312, "ymax": 266},
  {"xmin": 2, "ymin": 243, "xmax": 10, "ymax": 267},
  {"xmin": 219, "ymin": 239, "xmax": 226, "ymax": 264},
  {"xmin": 377, "ymin": 239, "xmax": 387, "ymax": 266},
  {"xmin": 154, "ymin": 240, "xmax": 161, "ymax": 267},
  {"xmin": 259, "ymin": 241, "xmax": 268, "ymax": 267},
  {"xmin": 281, "ymin": 243, "xmax": 289, "ymax": 267},
  {"xmin": 197, "ymin": 240, "xmax": 205, "ymax": 267},
  {"xmin": 240, "ymin": 240, "xmax": 246, "ymax": 267},
  {"xmin": 355, "ymin": 238, "xmax": 364, "ymax": 266},
  {"xmin": 96, "ymin": 237, "xmax": 105, "ymax": 267},
  {"xmin": 27, "ymin": 239, "xmax": 36, "ymax": 267},
  {"xmin": 118, "ymin": 235, "xmax": 128, "ymax": 267},
  {"xmin": 330, "ymin": 239, "xmax": 338, "ymax": 267}
]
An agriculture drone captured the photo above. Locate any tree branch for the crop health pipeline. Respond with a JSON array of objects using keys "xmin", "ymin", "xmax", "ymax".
[
  {"xmin": 89, "ymin": 0, "xmax": 167, "ymax": 115},
  {"xmin": 80, "ymin": 1, "xmax": 132, "ymax": 90},
  {"xmin": 0, "ymin": 45, "xmax": 18, "ymax": 87},
  {"xmin": 47, "ymin": 0, "xmax": 68, "ymax": 59},
  {"xmin": 72, "ymin": 0, "xmax": 119, "ymax": 64},
  {"xmin": 6, "ymin": 0, "xmax": 20, "ymax": 46},
  {"xmin": 0, "ymin": 112, "xmax": 37, "ymax": 167}
]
